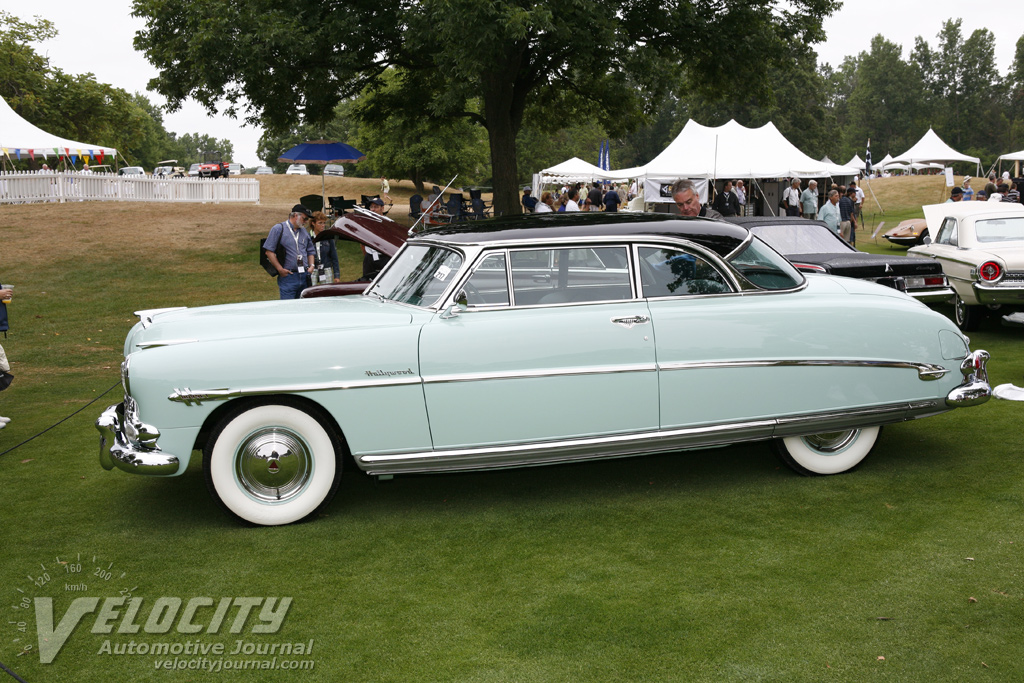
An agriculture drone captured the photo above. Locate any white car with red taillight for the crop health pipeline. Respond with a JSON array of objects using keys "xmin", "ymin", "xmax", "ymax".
[{"xmin": 909, "ymin": 202, "xmax": 1024, "ymax": 331}]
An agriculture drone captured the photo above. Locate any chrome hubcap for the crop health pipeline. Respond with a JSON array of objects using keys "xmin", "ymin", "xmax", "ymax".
[
  {"xmin": 801, "ymin": 429, "xmax": 859, "ymax": 454},
  {"xmin": 235, "ymin": 428, "xmax": 312, "ymax": 502}
]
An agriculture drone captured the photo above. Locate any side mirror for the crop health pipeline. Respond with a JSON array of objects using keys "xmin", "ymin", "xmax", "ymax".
[
  {"xmin": 439, "ymin": 290, "xmax": 469, "ymax": 319},
  {"xmin": 922, "ymin": 235, "xmax": 932, "ymax": 245}
]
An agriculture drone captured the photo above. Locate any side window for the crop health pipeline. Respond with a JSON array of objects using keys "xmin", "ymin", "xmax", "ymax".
[
  {"xmin": 464, "ymin": 252, "xmax": 510, "ymax": 307},
  {"xmin": 935, "ymin": 218, "xmax": 957, "ymax": 245},
  {"xmin": 638, "ymin": 246, "xmax": 730, "ymax": 297},
  {"xmin": 510, "ymin": 246, "xmax": 632, "ymax": 306}
]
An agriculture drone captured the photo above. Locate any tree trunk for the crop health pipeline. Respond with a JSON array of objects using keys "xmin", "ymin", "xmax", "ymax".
[
  {"xmin": 486, "ymin": 121, "xmax": 520, "ymax": 217},
  {"xmin": 481, "ymin": 54, "xmax": 526, "ymax": 217}
]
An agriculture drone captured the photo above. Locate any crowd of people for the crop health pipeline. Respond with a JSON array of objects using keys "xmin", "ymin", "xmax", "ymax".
[{"xmin": 520, "ymin": 182, "xmax": 634, "ymax": 214}]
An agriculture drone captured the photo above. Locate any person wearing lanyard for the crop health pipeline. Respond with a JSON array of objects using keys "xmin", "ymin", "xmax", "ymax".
[
  {"xmin": 264, "ymin": 204, "xmax": 317, "ymax": 299},
  {"xmin": 309, "ymin": 211, "xmax": 340, "ymax": 285}
]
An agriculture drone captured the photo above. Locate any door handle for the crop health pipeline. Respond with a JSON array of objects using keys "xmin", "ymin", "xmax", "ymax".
[{"xmin": 611, "ymin": 315, "xmax": 650, "ymax": 328}]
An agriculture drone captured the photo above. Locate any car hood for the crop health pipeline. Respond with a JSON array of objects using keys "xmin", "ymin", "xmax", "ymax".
[
  {"xmin": 788, "ymin": 252, "xmax": 944, "ymax": 278},
  {"xmin": 315, "ymin": 211, "xmax": 407, "ymax": 256},
  {"xmin": 125, "ymin": 297, "xmax": 414, "ymax": 354},
  {"xmin": 883, "ymin": 219, "xmax": 926, "ymax": 237}
]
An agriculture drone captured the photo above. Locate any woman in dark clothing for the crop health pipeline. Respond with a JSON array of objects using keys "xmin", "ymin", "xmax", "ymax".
[{"xmin": 309, "ymin": 212, "xmax": 340, "ymax": 285}]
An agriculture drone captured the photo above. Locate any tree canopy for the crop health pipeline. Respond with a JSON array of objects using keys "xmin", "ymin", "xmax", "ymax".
[
  {"xmin": 133, "ymin": 0, "xmax": 839, "ymax": 214},
  {"xmin": 0, "ymin": 11, "xmax": 233, "ymax": 171}
]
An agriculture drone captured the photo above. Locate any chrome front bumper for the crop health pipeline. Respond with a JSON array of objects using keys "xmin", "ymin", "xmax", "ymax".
[
  {"xmin": 945, "ymin": 350, "xmax": 991, "ymax": 407},
  {"xmin": 96, "ymin": 403, "xmax": 180, "ymax": 475}
]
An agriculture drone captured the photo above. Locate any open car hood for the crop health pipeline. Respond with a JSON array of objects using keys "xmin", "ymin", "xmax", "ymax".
[
  {"xmin": 315, "ymin": 210, "xmax": 406, "ymax": 257},
  {"xmin": 884, "ymin": 219, "xmax": 927, "ymax": 238}
]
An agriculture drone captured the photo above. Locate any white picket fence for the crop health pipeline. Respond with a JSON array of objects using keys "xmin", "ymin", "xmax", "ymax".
[{"xmin": 0, "ymin": 171, "xmax": 260, "ymax": 205}]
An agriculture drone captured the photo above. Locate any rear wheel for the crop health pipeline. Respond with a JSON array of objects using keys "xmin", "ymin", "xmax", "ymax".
[
  {"xmin": 204, "ymin": 400, "xmax": 342, "ymax": 525},
  {"xmin": 773, "ymin": 426, "xmax": 880, "ymax": 476},
  {"xmin": 954, "ymin": 293, "xmax": 982, "ymax": 331}
]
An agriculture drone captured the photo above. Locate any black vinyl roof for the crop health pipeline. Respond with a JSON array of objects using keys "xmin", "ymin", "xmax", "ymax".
[
  {"xmin": 414, "ymin": 212, "xmax": 750, "ymax": 258},
  {"xmin": 726, "ymin": 215, "xmax": 829, "ymax": 230}
]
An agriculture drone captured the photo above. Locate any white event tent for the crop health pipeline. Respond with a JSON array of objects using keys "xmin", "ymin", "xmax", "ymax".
[
  {"xmin": 874, "ymin": 153, "xmax": 895, "ymax": 171},
  {"xmin": 537, "ymin": 157, "xmax": 608, "ymax": 184},
  {"xmin": 998, "ymin": 149, "xmax": 1024, "ymax": 162},
  {"xmin": 891, "ymin": 128, "xmax": 980, "ymax": 172},
  {"xmin": 0, "ymin": 95, "xmax": 116, "ymax": 164},
  {"xmin": 539, "ymin": 119, "xmax": 859, "ymax": 185},
  {"xmin": 631, "ymin": 119, "xmax": 858, "ymax": 180}
]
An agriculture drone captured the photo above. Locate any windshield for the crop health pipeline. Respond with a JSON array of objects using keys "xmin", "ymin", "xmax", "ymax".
[
  {"xmin": 728, "ymin": 237, "xmax": 805, "ymax": 290},
  {"xmin": 975, "ymin": 217, "xmax": 1024, "ymax": 243},
  {"xmin": 750, "ymin": 223, "xmax": 853, "ymax": 254},
  {"xmin": 367, "ymin": 244, "xmax": 464, "ymax": 308}
]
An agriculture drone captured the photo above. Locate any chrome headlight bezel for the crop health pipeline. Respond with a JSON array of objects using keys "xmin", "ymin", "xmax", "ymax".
[{"xmin": 121, "ymin": 355, "xmax": 131, "ymax": 396}]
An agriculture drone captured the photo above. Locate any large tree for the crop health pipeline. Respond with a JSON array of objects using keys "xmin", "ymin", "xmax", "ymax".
[
  {"xmin": 844, "ymin": 35, "xmax": 927, "ymax": 158},
  {"xmin": 132, "ymin": 0, "xmax": 838, "ymax": 215}
]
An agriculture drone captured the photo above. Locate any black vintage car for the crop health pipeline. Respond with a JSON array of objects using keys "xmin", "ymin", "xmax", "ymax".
[{"xmin": 726, "ymin": 216, "xmax": 954, "ymax": 304}]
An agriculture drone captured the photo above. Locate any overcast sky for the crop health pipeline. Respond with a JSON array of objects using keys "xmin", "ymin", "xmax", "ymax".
[{"xmin": 4, "ymin": 1, "xmax": 1021, "ymax": 166}]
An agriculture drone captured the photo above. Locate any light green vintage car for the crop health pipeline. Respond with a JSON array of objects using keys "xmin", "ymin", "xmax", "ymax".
[{"xmin": 97, "ymin": 213, "xmax": 991, "ymax": 525}]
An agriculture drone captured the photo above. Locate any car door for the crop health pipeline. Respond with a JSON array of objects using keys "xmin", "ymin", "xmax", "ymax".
[
  {"xmin": 919, "ymin": 217, "xmax": 974, "ymax": 299},
  {"xmin": 418, "ymin": 245, "xmax": 659, "ymax": 450}
]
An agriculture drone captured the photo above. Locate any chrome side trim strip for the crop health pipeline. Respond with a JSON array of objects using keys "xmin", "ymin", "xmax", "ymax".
[
  {"xmin": 657, "ymin": 358, "xmax": 949, "ymax": 381},
  {"xmin": 135, "ymin": 339, "xmax": 198, "ymax": 349},
  {"xmin": 168, "ymin": 377, "xmax": 422, "ymax": 405},
  {"xmin": 170, "ymin": 363, "xmax": 662, "ymax": 404},
  {"xmin": 357, "ymin": 400, "xmax": 945, "ymax": 475},
  {"xmin": 361, "ymin": 419, "xmax": 777, "ymax": 467},
  {"xmin": 423, "ymin": 363, "xmax": 658, "ymax": 385}
]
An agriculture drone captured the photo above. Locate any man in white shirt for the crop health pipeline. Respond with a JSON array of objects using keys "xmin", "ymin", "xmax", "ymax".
[
  {"xmin": 565, "ymin": 187, "xmax": 581, "ymax": 211},
  {"xmin": 734, "ymin": 180, "xmax": 746, "ymax": 208}
]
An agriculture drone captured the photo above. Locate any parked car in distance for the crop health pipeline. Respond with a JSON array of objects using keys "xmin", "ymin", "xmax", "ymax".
[
  {"xmin": 228, "ymin": 163, "xmax": 242, "ymax": 176},
  {"xmin": 188, "ymin": 163, "xmax": 200, "ymax": 176},
  {"xmin": 118, "ymin": 166, "xmax": 145, "ymax": 176},
  {"xmin": 323, "ymin": 164, "xmax": 345, "ymax": 176},
  {"xmin": 883, "ymin": 218, "xmax": 929, "ymax": 247},
  {"xmin": 908, "ymin": 201, "xmax": 1024, "ymax": 330},
  {"xmin": 726, "ymin": 216, "xmax": 953, "ymax": 303},
  {"xmin": 97, "ymin": 212, "xmax": 991, "ymax": 526},
  {"xmin": 286, "ymin": 164, "xmax": 309, "ymax": 175},
  {"xmin": 255, "ymin": 166, "xmax": 273, "ymax": 175},
  {"xmin": 153, "ymin": 164, "xmax": 185, "ymax": 178},
  {"xmin": 198, "ymin": 156, "xmax": 230, "ymax": 178}
]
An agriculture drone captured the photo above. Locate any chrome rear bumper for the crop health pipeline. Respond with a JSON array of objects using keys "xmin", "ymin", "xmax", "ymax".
[
  {"xmin": 908, "ymin": 287, "xmax": 955, "ymax": 304},
  {"xmin": 946, "ymin": 350, "xmax": 991, "ymax": 407},
  {"xmin": 96, "ymin": 403, "xmax": 179, "ymax": 476}
]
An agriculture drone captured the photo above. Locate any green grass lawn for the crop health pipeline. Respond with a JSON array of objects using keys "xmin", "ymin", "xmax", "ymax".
[{"xmin": 3, "ymin": 210, "xmax": 1024, "ymax": 682}]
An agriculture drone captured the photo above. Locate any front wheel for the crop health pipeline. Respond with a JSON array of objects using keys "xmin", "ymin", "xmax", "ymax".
[
  {"xmin": 954, "ymin": 293, "xmax": 982, "ymax": 331},
  {"xmin": 204, "ymin": 400, "xmax": 342, "ymax": 525},
  {"xmin": 773, "ymin": 426, "xmax": 881, "ymax": 476}
]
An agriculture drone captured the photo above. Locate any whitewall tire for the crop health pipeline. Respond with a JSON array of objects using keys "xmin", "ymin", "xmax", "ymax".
[
  {"xmin": 773, "ymin": 426, "xmax": 881, "ymax": 476},
  {"xmin": 204, "ymin": 401, "xmax": 342, "ymax": 525}
]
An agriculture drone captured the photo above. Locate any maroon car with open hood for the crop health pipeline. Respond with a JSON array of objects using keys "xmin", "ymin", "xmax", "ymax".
[{"xmin": 300, "ymin": 208, "xmax": 408, "ymax": 298}]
